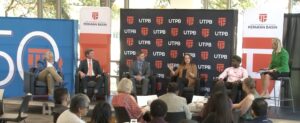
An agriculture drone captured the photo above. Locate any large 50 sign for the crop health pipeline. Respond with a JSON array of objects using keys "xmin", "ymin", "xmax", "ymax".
[{"xmin": 0, "ymin": 30, "xmax": 60, "ymax": 86}]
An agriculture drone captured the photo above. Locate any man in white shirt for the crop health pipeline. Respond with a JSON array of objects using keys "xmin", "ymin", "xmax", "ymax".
[
  {"xmin": 218, "ymin": 55, "xmax": 248, "ymax": 103},
  {"xmin": 57, "ymin": 93, "xmax": 90, "ymax": 123},
  {"xmin": 158, "ymin": 83, "xmax": 192, "ymax": 119}
]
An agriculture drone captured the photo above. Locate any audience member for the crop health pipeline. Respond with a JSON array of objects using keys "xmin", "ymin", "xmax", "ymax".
[
  {"xmin": 168, "ymin": 54, "xmax": 197, "ymax": 94},
  {"xmin": 158, "ymin": 83, "xmax": 192, "ymax": 119},
  {"xmin": 53, "ymin": 88, "xmax": 69, "ymax": 123},
  {"xmin": 218, "ymin": 55, "xmax": 248, "ymax": 103},
  {"xmin": 232, "ymin": 77, "xmax": 260, "ymax": 121},
  {"xmin": 57, "ymin": 93, "xmax": 90, "ymax": 123},
  {"xmin": 245, "ymin": 98, "xmax": 272, "ymax": 123},
  {"xmin": 90, "ymin": 101, "xmax": 112, "ymax": 123},
  {"xmin": 200, "ymin": 82, "xmax": 232, "ymax": 123},
  {"xmin": 261, "ymin": 38, "xmax": 290, "ymax": 97},
  {"xmin": 112, "ymin": 78, "xmax": 147, "ymax": 122},
  {"xmin": 150, "ymin": 99, "xmax": 168, "ymax": 123}
]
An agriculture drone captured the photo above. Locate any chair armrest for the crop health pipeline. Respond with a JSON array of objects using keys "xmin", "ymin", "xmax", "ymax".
[{"xmin": 75, "ymin": 72, "xmax": 80, "ymax": 93}]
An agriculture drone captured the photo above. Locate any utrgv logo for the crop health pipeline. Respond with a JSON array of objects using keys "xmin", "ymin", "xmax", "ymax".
[
  {"xmin": 126, "ymin": 38, "xmax": 134, "ymax": 46},
  {"xmin": 170, "ymin": 50, "xmax": 178, "ymax": 59},
  {"xmin": 156, "ymin": 16, "xmax": 164, "ymax": 25},
  {"xmin": 217, "ymin": 40, "xmax": 225, "ymax": 50},
  {"xmin": 185, "ymin": 39, "xmax": 193, "ymax": 48},
  {"xmin": 141, "ymin": 27, "xmax": 149, "ymax": 36},
  {"xmin": 127, "ymin": 16, "xmax": 134, "ymax": 25},
  {"xmin": 201, "ymin": 28, "xmax": 210, "ymax": 38},
  {"xmin": 155, "ymin": 60, "xmax": 163, "ymax": 69},
  {"xmin": 92, "ymin": 12, "xmax": 99, "ymax": 20},
  {"xmin": 186, "ymin": 17, "xmax": 194, "ymax": 26},
  {"xmin": 259, "ymin": 14, "xmax": 267, "ymax": 23},
  {"xmin": 155, "ymin": 39, "xmax": 163, "ymax": 47},
  {"xmin": 218, "ymin": 17, "xmax": 226, "ymax": 27},
  {"xmin": 216, "ymin": 64, "xmax": 225, "ymax": 72},
  {"xmin": 200, "ymin": 51, "xmax": 209, "ymax": 60},
  {"xmin": 171, "ymin": 28, "xmax": 179, "ymax": 37}
]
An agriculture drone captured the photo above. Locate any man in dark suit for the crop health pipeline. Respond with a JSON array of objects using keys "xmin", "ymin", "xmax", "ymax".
[
  {"xmin": 78, "ymin": 48, "xmax": 103, "ymax": 94},
  {"xmin": 129, "ymin": 52, "xmax": 151, "ymax": 95},
  {"xmin": 36, "ymin": 51, "xmax": 63, "ymax": 96}
]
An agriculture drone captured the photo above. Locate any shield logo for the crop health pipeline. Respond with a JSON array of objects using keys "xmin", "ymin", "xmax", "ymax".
[
  {"xmin": 170, "ymin": 50, "xmax": 178, "ymax": 59},
  {"xmin": 259, "ymin": 14, "xmax": 267, "ymax": 22},
  {"xmin": 156, "ymin": 16, "xmax": 164, "ymax": 25},
  {"xmin": 218, "ymin": 17, "xmax": 226, "ymax": 27},
  {"xmin": 155, "ymin": 39, "xmax": 163, "ymax": 47},
  {"xmin": 92, "ymin": 12, "xmax": 98, "ymax": 20},
  {"xmin": 171, "ymin": 28, "xmax": 179, "ymax": 37},
  {"xmin": 141, "ymin": 27, "xmax": 149, "ymax": 36},
  {"xmin": 126, "ymin": 38, "xmax": 134, "ymax": 46},
  {"xmin": 186, "ymin": 17, "xmax": 194, "ymax": 26},
  {"xmin": 216, "ymin": 64, "xmax": 225, "ymax": 72},
  {"xmin": 200, "ymin": 51, "xmax": 209, "ymax": 60},
  {"xmin": 185, "ymin": 39, "xmax": 194, "ymax": 48},
  {"xmin": 127, "ymin": 16, "xmax": 134, "ymax": 25},
  {"xmin": 28, "ymin": 48, "xmax": 49, "ymax": 67},
  {"xmin": 200, "ymin": 74, "xmax": 208, "ymax": 81},
  {"xmin": 217, "ymin": 40, "xmax": 225, "ymax": 50},
  {"xmin": 126, "ymin": 59, "xmax": 133, "ymax": 67},
  {"xmin": 201, "ymin": 28, "xmax": 210, "ymax": 38},
  {"xmin": 155, "ymin": 60, "xmax": 163, "ymax": 69},
  {"xmin": 141, "ymin": 49, "xmax": 148, "ymax": 57}
]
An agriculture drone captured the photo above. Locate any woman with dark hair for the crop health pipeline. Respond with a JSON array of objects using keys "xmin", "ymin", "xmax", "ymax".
[
  {"xmin": 168, "ymin": 54, "xmax": 197, "ymax": 93},
  {"xmin": 200, "ymin": 82, "xmax": 232, "ymax": 123},
  {"xmin": 233, "ymin": 77, "xmax": 260, "ymax": 121},
  {"xmin": 90, "ymin": 101, "xmax": 112, "ymax": 123}
]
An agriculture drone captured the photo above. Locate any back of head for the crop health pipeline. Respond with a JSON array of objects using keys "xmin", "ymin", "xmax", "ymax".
[
  {"xmin": 244, "ymin": 77, "xmax": 256, "ymax": 91},
  {"xmin": 117, "ymin": 78, "xmax": 133, "ymax": 93},
  {"xmin": 150, "ymin": 99, "xmax": 168, "ymax": 118},
  {"xmin": 70, "ymin": 93, "xmax": 90, "ymax": 113},
  {"xmin": 90, "ymin": 101, "xmax": 112, "ymax": 123},
  {"xmin": 167, "ymin": 83, "xmax": 178, "ymax": 93},
  {"xmin": 213, "ymin": 92, "xmax": 232, "ymax": 123},
  {"xmin": 252, "ymin": 98, "xmax": 268, "ymax": 117},
  {"xmin": 211, "ymin": 82, "xmax": 227, "ymax": 95},
  {"xmin": 54, "ymin": 88, "xmax": 68, "ymax": 104}
]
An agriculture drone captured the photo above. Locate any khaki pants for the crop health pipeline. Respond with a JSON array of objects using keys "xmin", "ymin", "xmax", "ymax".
[{"xmin": 37, "ymin": 67, "xmax": 62, "ymax": 95}]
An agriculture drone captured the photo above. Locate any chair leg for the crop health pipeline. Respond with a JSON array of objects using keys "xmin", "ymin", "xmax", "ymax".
[{"xmin": 288, "ymin": 78, "xmax": 295, "ymax": 113}]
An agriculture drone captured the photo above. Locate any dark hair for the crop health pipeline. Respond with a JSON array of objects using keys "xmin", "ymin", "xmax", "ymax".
[
  {"xmin": 85, "ymin": 48, "xmax": 94, "ymax": 57},
  {"xmin": 181, "ymin": 54, "xmax": 193, "ymax": 65},
  {"xmin": 167, "ymin": 83, "xmax": 178, "ymax": 93},
  {"xmin": 232, "ymin": 55, "xmax": 241, "ymax": 63},
  {"xmin": 54, "ymin": 88, "xmax": 68, "ymax": 104},
  {"xmin": 70, "ymin": 93, "xmax": 90, "ymax": 113},
  {"xmin": 252, "ymin": 98, "xmax": 268, "ymax": 116},
  {"xmin": 201, "ymin": 83, "xmax": 232, "ymax": 123},
  {"xmin": 150, "ymin": 99, "xmax": 168, "ymax": 118},
  {"xmin": 90, "ymin": 101, "xmax": 112, "ymax": 123},
  {"xmin": 136, "ymin": 51, "xmax": 144, "ymax": 57}
]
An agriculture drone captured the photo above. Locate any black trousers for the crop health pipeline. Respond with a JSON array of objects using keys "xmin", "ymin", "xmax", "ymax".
[
  {"xmin": 225, "ymin": 82, "xmax": 243, "ymax": 103},
  {"xmin": 81, "ymin": 76, "xmax": 103, "ymax": 94},
  {"xmin": 177, "ymin": 78, "xmax": 189, "ymax": 94}
]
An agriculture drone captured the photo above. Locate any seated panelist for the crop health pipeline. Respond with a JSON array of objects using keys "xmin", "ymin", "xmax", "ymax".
[
  {"xmin": 168, "ymin": 54, "xmax": 197, "ymax": 93},
  {"xmin": 36, "ymin": 51, "xmax": 63, "ymax": 96}
]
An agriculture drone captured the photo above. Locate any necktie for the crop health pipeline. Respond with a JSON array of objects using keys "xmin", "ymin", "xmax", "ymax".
[{"xmin": 88, "ymin": 59, "xmax": 92, "ymax": 76}]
